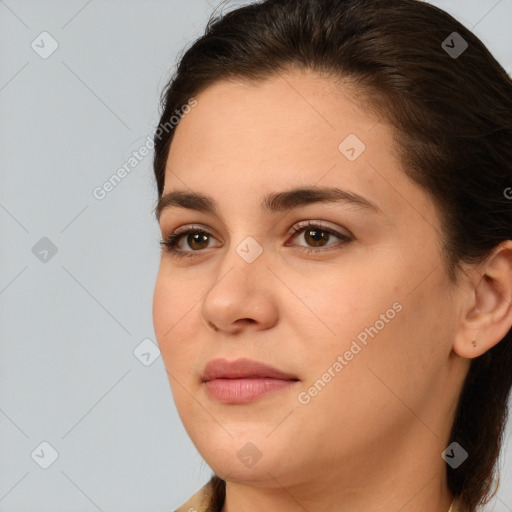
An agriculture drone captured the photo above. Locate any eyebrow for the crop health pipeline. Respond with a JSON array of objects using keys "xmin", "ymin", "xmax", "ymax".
[{"xmin": 154, "ymin": 186, "xmax": 383, "ymax": 221}]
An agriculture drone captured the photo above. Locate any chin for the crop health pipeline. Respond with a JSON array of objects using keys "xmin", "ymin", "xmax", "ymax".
[
  {"xmin": 198, "ymin": 433, "xmax": 299, "ymax": 481},
  {"xmin": 208, "ymin": 455, "xmax": 291, "ymax": 486}
]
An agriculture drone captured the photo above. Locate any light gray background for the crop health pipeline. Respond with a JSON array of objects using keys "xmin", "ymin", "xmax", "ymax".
[{"xmin": 0, "ymin": 1, "xmax": 511, "ymax": 511}]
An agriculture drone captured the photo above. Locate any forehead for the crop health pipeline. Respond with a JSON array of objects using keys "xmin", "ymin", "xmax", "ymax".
[
  {"xmin": 162, "ymin": 70, "xmax": 439, "ymax": 232},
  {"xmin": 169, "ymin": 70, "xmax": 375, "ymax": 162}
]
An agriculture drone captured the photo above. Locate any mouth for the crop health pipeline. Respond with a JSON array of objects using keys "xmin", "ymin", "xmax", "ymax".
[{"xmin": 202, "ymin": 357, "xmax": 300, "ymax": 404}]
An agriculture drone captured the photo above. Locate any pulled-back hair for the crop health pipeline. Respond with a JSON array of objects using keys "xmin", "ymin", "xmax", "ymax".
[{"xmin": 153, "ymin": 1, "xmax": 512, "ymax": 510}]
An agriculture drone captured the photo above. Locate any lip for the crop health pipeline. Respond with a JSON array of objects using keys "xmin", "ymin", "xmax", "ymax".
[
  {"xmin": 202, "ymin": 357, "xmax": 297, "ymax": 381},
  {"xmin": 202, "ymin": 358, "xmax": 299, "ymax": 404}
]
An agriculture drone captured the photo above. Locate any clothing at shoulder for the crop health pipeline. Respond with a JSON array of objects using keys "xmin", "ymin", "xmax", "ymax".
[
  {"xmin": 449, "ymin": 499, "xmax": 462, "ymax": 512},
  {"xmin": 175, "ymin": 475, "xmax": 225, "ymax": 512}
]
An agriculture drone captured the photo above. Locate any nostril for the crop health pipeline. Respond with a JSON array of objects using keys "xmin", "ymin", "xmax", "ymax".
[{"xmin": 207, "ymin": 320, "xmax": 219, "ymax": 332}]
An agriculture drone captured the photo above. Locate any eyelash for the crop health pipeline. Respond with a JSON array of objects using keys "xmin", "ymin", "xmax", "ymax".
[{"xmin": 159, "ymin": 221, "xmax": 353, "ymax": 259}]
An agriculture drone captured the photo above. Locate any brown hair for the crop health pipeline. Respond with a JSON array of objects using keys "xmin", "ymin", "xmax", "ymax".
[{"xmin": 153, "ymin": 1, "xmax": 512, "ymax": 510}]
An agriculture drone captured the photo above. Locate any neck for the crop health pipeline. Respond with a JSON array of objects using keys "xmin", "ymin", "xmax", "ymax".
[
  {"xmin": 220, "ymin": 423, "xmax": 455, "ymax": 512},
  {"xmin": 221, "ymin": 474, "xmax": 454, "ymax": 512}
]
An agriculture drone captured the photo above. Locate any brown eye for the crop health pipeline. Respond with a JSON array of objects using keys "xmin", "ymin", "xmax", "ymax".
[
  {"xmin": 288, "ymin": 221, "xmax": 352, "ymax": 252},
  {"xmin": 186, "ymin": 233, "xmax": 210, "ymax": 250},
  {"xmin": 160, "ymin": 226, "xmax": 219, "ymax": 257},
  {"xmin": 303, "ymin": 228, "xmax": 331, "ymax": 247}
]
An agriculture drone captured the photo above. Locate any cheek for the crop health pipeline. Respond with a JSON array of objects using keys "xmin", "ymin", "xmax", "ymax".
[
  {"xmin": 152, "ymin": 270, "xmax": 175, "ymax": 342},
  {"xmin": 288, "ymin": 260, "xmax": 400, "ymax": 349},
  {"xmin": 357, "ymin": 270, "xmax": 456, "ymax": 414},
  {"xmin": 152, "ymin": 268, "xmax": 200, "ymax": 361},
  {"xmin": 280, "ymin": 266, "xmax": 402, "ymax": 411},
  {"xmin": 289, "ymin": 255, "xmax": 438, "ymax": 391},
  {"xmin": 153, "ymin": 271, "xmax": 204, "ymax": 415}
]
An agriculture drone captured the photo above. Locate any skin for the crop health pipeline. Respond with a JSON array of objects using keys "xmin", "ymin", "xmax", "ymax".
[{"xmin": 152, "ymin": 68, "xmax": 512, "ymax": 512}]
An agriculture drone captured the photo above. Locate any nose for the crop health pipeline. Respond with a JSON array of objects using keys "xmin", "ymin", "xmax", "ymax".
[{"xmin": 200, "ymin": 242, "xmax": 279, "ymax": 335}]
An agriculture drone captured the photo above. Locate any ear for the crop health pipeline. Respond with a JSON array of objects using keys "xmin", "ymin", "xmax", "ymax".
[{"xmin": 453, "ymin": 241, "xmax": 512, "ymax": 359}]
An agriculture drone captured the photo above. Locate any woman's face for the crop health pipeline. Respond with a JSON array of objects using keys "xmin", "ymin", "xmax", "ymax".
[{"xmin": 153, "ymin": 69, "xmax": 468, "ymax": 491}]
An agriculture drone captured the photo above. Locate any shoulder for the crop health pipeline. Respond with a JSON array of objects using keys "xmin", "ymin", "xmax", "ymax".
[{"xmin": 174, "ymin": 475, "xmax": 226, "ymax": 512}]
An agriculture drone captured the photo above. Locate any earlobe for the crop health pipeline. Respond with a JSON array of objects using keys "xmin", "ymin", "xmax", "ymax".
[{"xmin": 453, "ymin": 241, "xmax": 512, "ymax": 359}]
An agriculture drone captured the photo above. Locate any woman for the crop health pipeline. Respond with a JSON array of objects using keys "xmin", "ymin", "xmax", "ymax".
[{"xmin": 151, "ymin": 0, "xmax": 512, "ymax": 511}]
